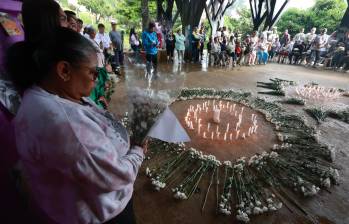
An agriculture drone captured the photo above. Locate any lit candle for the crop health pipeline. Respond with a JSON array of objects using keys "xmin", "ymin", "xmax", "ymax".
[
  {"xmin": 234, "ymin": 111, "xmax": 237, "ymax": 117},
  {"xmin": 213, "ymin": 107, "xmax": 221, "ymax": 123},
  {"xmin": 254, "ymin": 125, "xmax": 258, "ymax": 133},
  {"xmin": 211, "ymin": 132, "xmax": 214, "ymax": 140},
  {"xmin": 224, "ymin": 133, "xmax": 227, "ymax": 141},
  {"xmin": 203, "ymin": 132, "xmax": 207, "ymax": 139},
  {"xmin": 229, "ymin": 106, "xmax": 232, "ymax": 113},
  {"xmin": 233, "ymin": 104, "xmax": 236, "ymax": 111},
  {"xmin": 242, "ymin": 133, "xmax": 246, "ymax": 139},
  {"xmin": 190, "ymin": 121, "xmax": 194, "ymax": 129},
  {"xmin": 205, "ymin": 107, "xmax": 208, "ymax": 113},
  {"xmin": 251, "ymin": 114, "xmax": 255, "ymax": 120},
  {"xmin": 241, "ymin": 107, "xmax": 244, "ymax": 114},
  {"xmin": 217, "ymin": 132, "xmax": 220, "ymax": 139},
  {"xmin": 248, "ymin": 127, "xmax": 251, "ymax": 136},
  {"xmin": 235, "ymin": 122, "xmax": 239, "ymax": 131},
  {"xmin": 226, "ymin": 102, "xmax": 229, "ymax": 108},
  {"xmin": 230, "ymin": 133, "xmax": 233, "ymax": 140},
  {"xmin": 236, "ymin": 130, "xmax": 240, "ymax": 140},
  {"xmin": 198, "ymin": 118, "xmax": 202, "ymax": 124},
  {"xmin": 226, "ymin": 123, "xmax": 230, "ymax": 132},
  {"xmin": 216, "ymin": 125, "xmax": 219, "ymax": 133},
  {"xmin": 208, "ymin": 123, "xmax": 211, "ymax": 131}
]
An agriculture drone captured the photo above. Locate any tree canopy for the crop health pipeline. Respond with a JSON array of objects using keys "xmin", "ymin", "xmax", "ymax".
[{"xmin": 277, "ymin": 0, "xmax": 347, "ymax": 36}]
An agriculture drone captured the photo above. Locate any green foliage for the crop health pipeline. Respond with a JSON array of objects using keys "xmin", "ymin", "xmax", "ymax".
[
  {"xmin": 78, "ymin": 0, "xmax": 114, "ymax": 23},
  {"xmin": 275, "ymin": 8, "xmax": 309, "ymax": 36},
  {"xmin": 277, "ymin": 0, "xmax": 347, "ymax": 36},
  {"xmin": 224, "ymin": 7, "xmax": 253, "ymax": 35}
]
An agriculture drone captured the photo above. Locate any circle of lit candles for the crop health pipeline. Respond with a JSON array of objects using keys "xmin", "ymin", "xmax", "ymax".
[{"xmin": 184, "ymin": 100, "xmax": 261, "ymax": 142}]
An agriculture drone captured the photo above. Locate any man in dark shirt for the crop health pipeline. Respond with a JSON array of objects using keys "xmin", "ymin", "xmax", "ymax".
[{"xmin": 109, "ymin": 21, "xmax": 124, "ymax": 68}]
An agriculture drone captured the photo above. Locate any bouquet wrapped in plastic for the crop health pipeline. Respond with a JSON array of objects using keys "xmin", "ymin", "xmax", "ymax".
[
  {"xmin": 128, "ymin": 88, "xmax": 170, "ymax": 145},
  {"xmin": 126, "ymin": 70, "xmax": 190, "ymax": 146}
]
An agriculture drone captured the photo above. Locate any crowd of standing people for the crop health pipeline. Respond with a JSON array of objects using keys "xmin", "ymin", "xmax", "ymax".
[{"xmin": 128, "ymin": 24, "xmax": 349, "ymax": 73}]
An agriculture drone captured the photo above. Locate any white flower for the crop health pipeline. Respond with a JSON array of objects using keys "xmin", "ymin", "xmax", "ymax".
[
  {"xmin": 223, "ymin": 161, "xmax": 232, "ymax": 167},
  {"xmin": 262, "ymin": 206, "xmax": 268, "ymax": 212},
  {"xmin": 321, "ymin": 177, "xmax": 331, "ymax": 188},
  {"xmin": 253, "ymin": 207, "xmax": 263, "ymax": 215},
  {"xmin": 269, "ymin": 151, "xmax": 279, "ymax": 159},
  {"xmin": 236, "ymin": 210, "xmax": 250, "ymax": 223},
  {"xmin": 276, "ymin": 202, "xmax": 283, "ymax": 209},
  {"xmin": 330, "ymin": 147, "xmax": 336, "ymax": 161},
  {"xmin": 145, "ymin": 167, "xmax": 152, "ymax": 177}
]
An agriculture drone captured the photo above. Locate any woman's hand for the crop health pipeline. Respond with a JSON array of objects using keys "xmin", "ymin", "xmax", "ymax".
[{"xmin": 131, "ymin": 138, "xmax": 148, "ymax": 154}]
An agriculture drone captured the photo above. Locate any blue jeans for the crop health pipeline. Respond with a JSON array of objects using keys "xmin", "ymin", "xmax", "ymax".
[{"xmin": 257, "ymin": 51, "xmax": 269, "ymax": 64}]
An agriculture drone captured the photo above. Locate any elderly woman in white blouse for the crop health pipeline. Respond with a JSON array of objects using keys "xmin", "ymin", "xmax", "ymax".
[{"xmin": 6, "ymin": 27, "xmax": 146, "ymax": 224}]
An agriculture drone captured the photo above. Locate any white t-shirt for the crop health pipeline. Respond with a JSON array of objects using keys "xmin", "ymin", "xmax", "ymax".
[
  {"xmin": 294, "ymin": 32, "xmax": 305, "ymax": 43},
  {"xmin": 95, "ymin": 32, "xmax": 111, "ymax": 49},
  {"xmin": 130, "ymin": 34, "xmax": 140, "ymax": 46}
]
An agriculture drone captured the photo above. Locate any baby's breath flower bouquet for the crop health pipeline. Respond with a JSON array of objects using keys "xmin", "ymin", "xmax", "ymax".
[
  {"xmin": 125, "ymin": 70, "xmax": 185, "ymax": 145},
  {"xmin": 127, "ymin": 88, "xmax": 171, "ymax": 145}
]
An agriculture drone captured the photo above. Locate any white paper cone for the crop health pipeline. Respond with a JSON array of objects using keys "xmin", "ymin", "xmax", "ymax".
[{"xmin": 147, "ymin": 107, "xmax": 191, "ymax": 143}]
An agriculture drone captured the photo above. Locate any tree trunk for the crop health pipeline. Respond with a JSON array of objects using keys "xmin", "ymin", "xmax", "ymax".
[
  {"xmin": 95, "ymin": 14, "xmax": 101, "ymax": 24},
  {"xmin": 156, "ymin": 0, "xmax": 175, "ymax": 32},
  {"xmin": 205, "ymin": 0, "xmax": 236, "ymax": 38},
  {"xmin": 176, "ymin": 0, "xmax": 205, "ymax": 31},
  {"xmin": 141, "ymin": 0, "xmax": 149, "ymax": 31},
  {"xmin": 340, "ymin": 1, "xmax": 349, "ymax": 28},
  {"xmin": 263, "ymin": 0, "xmax": 289, "ymax": 31}
]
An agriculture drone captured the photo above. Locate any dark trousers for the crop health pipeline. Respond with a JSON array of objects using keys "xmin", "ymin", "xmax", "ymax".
[
  {"xmin": 166, "ymin": 47, "xmax": 174, "ymax": 59},
  {"xmin": 199, "ymin": 42, "xmax": 204, "ymax": 58},
  {"xmin": 191, "ymin": 43, "xmax": 199, "ymax": 62},
  {"xmin": 230, "ymin": 52, "xmax": 237, "ymax": 62},
  {"xmin": 104, "ymin": 198, "xmax": 136, "ymax": 224},
  {"xmin": 131, "ymin": 45, "xmax": 141, "ymax": 63},
  {"xmin": 114, "ymin": 49, "xmax": 124, "ymax": 67},
  {"xmin": 146, "ymin": 53, "xmax": 158, "ymax": 74}
]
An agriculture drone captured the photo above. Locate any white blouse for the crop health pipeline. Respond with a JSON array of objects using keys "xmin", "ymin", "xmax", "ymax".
[{"xmin": 14, "ymin": 86, "xmax": 144, "ymax": 224}]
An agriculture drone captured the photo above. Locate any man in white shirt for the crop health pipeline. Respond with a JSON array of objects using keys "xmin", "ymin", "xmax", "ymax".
[
  {"xmin": 294, "ymin": 28, "xmax": 305, "ymax": 43},
  {"xmin": 95, "ymin": 24, "xmax": 111, "ymax": 51},
  {"xmin": 306, "ymin": 27, "xmax": 317, "ymax": 47},
  {"xmin": 95, "ymin": 23, "xmax": 112, "ymax": 64},
  {"xmin": 268, "ymin": 27, "xmax": 279, "ymax": 43},
  {"xmin": 313, "ymin": 28, "xmax": 328, "ymax": 67}
]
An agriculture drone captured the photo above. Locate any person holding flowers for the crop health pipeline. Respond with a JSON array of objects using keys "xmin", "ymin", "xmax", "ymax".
[{"xmin": 6, "ymin": 27, "xmax": 147, "ymax": 224}]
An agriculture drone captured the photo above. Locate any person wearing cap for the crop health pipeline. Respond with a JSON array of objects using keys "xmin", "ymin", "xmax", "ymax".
[{"xmin": 110, "ymin": 21, "xmax": 124, "ymax": 69}]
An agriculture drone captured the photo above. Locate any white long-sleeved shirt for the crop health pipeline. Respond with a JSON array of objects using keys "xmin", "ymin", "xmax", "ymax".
[
  {"xmin": 95, "ymin": 32, "xmax": 111, "ymax": 49},
  {"xmin": 14, "ymin": 86, "xmax": 144, "ymax": 224}
]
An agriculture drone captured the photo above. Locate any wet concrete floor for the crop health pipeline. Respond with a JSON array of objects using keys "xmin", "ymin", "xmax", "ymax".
[{"xmin": 109, "ymin": 61, "xmax": 349, "ymax": 224}]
